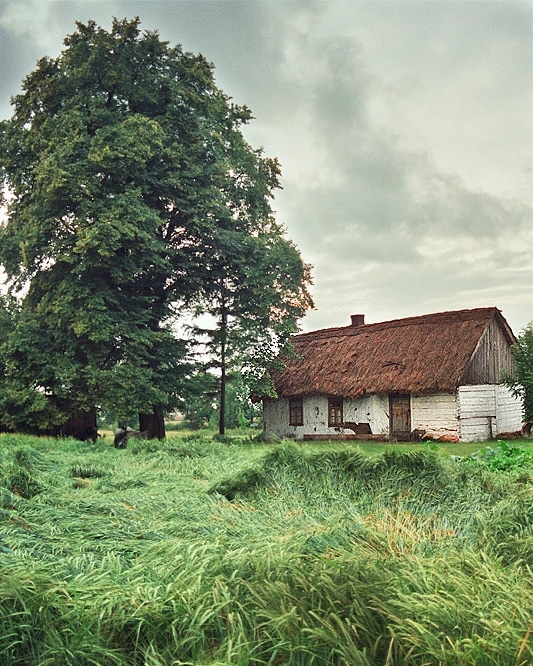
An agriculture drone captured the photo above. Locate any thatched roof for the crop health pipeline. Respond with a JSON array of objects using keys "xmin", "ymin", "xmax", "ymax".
[{"xmin": 270, "ymin": 307, "xmax": 516, "ymax": 399}]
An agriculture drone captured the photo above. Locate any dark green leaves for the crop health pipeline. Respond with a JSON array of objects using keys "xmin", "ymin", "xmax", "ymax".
[
  {"xmin": 504, "ymin": 323, "xmax": 533, "ymax": 422},
  {"xmin": 0, "ymin": 17, "xmax": 312, "ymax": 435}
]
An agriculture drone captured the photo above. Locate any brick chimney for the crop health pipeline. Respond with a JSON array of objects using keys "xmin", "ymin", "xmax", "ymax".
[{"xmin": 350, "ymin": 314, "xmax": 365, "ymax": 327}]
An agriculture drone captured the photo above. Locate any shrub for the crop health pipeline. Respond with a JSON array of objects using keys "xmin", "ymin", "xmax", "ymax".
[{"xmin": 466, "ymin": 441, "xmax": 533, "ymax": 471}]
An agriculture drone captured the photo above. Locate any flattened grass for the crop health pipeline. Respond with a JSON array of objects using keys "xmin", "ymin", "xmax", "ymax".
[{"xmin": 0, "ymin": 434, "xmax": 531, "ymax": 664}]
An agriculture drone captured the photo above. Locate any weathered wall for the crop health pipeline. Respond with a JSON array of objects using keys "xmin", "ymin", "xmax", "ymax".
[
  {"xmin": 458, "ymin": 385, "xmax": 522, "ymax": 441},
  {"xmin": 262, "ymin": 398, "xmax": 292, "ymax": 439},
  {"xmin": 411, "ymin": 393, "xmax": 459, "ymax": 438},
  {"xmin": 341, "ymin": 394, "xmax": 389, "ymax": 437},
  {"xmin": 495, "ymin": 385, "xmax": 523, "ymax": 433},
  {"xmin": 263, "ymin": 394, "xmax": 389, "ymax": 440},
  {"xmin": 264, "ymin": 384, "xmax": 522, "ymax": 442},
  {"xmin": 461, "ymin": 317, "xmax": 515, "ymax": 385}
]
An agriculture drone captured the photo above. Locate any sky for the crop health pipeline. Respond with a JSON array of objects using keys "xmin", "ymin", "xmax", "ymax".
[{"xmin": 0, "ymin": 0, "xmax": 532, "ymax": 335}]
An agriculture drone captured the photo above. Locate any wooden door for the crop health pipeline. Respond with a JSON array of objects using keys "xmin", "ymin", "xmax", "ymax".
[{"xmin": 389, "ymin": 394, "xmax": 411, "ymax": 441}]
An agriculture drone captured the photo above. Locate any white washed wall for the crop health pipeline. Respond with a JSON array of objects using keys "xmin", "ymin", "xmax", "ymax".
[
  {"xmin": 411, "ymin": 393, "xmax": 459, "ymax": 438},
  {"xmin": 458, "ymin": 385, "xmax": 522, "ymax": 441},
  {"xmin": 342, "ymin": 394, "xmax": 389, "ymax": 437},
  {"xmin": 262, "ymin": 398, "xmax": 292, "ymax": 439},
  {"xmin": 264, "ymin": 385, "xmax": 523, "ymax": 442},
  {"xmin": 263, "ymin": 394, "xmax": 389, "ymax": 440},
  {"xmin": 495, "ymin": 385, "xmax": 523, "ymax": 434}
]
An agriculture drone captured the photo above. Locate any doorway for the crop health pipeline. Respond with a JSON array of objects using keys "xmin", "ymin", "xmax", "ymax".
[{"xmin": 389, "ymin": 394, "xmax": 411, "ymax": 441}]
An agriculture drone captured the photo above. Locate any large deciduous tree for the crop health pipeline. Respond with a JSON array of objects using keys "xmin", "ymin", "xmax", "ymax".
[{"xmin": 0, "ymin": 17, "xmax": 312, "ymax": 437}]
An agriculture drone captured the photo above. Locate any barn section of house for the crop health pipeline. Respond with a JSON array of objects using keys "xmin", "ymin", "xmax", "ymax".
[{"xmin": 262, "ymin": 308, "xmax": 522, "ymax": 442}]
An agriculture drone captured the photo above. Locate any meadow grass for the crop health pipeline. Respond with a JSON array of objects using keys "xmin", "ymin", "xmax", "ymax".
[{"xmin": 0, "ymin": 432, "xmax": 531, "ymax": 665}]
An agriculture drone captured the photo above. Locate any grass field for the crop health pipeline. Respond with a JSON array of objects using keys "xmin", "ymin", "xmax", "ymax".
[{"xmin": 0, "ymin": 431, "xmax": 532, "ymax": 665}]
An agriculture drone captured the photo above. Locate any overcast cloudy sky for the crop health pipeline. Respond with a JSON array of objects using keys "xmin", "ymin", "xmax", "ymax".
[{"xmin": 1, "ymin": 0, "xmax": 532, "ymax": 334}]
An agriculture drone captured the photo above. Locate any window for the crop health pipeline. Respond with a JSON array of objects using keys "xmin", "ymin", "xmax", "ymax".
[
  {"xmin": 328, "ymin": 397, "xmax": 343, "ymax": 426},
  {"xmin": 289, "ymin": 397, "xmax": 303, "ymax": 426}
]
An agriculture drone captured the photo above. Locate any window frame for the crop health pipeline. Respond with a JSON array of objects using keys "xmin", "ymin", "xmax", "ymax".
[
  {"xmin": 289, "ymin": 397, "xmax": 304, "ymax": 426},
  {"xmin": 328, "ymin": 397, "xmax": 343, "ymax": 427}
]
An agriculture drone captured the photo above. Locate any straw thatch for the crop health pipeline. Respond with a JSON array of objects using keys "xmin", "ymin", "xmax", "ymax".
[{"xmin": 271, "ymin": 308, "xmax": 516, "ymax": 400}]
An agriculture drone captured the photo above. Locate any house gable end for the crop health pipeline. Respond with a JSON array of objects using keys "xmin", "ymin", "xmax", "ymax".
[{"xmin": 460, "ymin": 311, "xmax": 517, "ymax": 386}]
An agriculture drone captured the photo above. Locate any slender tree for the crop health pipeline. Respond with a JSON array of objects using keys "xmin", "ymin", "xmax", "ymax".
[
  {"xmin": 0, "ymin": 18, "xmax": 312, "ymax": 437},
  {"xmin": 188, "ymin": 227, "xmax": 313, "ymax": 435}
]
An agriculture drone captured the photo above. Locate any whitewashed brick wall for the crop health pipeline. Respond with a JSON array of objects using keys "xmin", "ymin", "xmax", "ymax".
[{"xmin": 411, "ymin": 393, "xmax": 459, "ymax": 438}]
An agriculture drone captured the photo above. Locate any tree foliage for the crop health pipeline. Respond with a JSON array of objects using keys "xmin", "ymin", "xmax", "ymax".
[
  {"xmin": 0, "ymin": 17, "xmax": 312, "ymax": 437},
  {"xmin": 504, "ymin": 322, "xmax": 533, "ymax": 423},
  {"xmin": 186, "ymin": 212, "xmax": 313, "ymax": 434}
]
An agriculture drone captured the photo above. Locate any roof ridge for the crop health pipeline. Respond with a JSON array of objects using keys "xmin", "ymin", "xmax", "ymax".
[{"xmin": 297, "ymin": 307, "xmax": 499, "ymax": 340}]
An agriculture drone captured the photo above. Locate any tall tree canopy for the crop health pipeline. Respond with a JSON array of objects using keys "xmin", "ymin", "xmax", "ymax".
[{"xmin": 0, "ymin": 17, "xmax": 313, "ymax": 437}]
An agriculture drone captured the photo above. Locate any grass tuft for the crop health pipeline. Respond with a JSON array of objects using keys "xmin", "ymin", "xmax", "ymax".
[{"xmin": 69, "ymin": 465, "xmax": 108, "ymax": 479}]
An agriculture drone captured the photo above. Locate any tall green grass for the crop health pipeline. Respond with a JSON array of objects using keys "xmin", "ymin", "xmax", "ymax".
[{"xmin": 0, "ymin": 434, "xmax": 531, "ymax": 664}]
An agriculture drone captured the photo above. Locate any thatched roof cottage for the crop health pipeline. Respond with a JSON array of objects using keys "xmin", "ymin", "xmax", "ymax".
[{"xmin": 263, "ymin": 307, "xmax": 522, "ymax": 442}]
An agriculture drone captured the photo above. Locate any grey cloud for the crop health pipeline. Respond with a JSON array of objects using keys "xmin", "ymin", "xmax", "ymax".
[
  {"xmin": 309, "ymin": 38, "xmax": 370, "ymax": 132},
  {"xmin": 0, "ymin": 30, "xmax": 37, "ymax": 115},
  {"xmin": 1, "ymin": 0, "xmax": 531, "ymax": 334},
  {"xmin": 305, "ymin": 241, "xmax": 532, "ymax": 333},
  {"xmin": 409, "ymin": 169, "xmax": 532, "ymax": 240},
  {"xmin": 0, "ymin": 0, "xmax": 122, "ymax": 118}
]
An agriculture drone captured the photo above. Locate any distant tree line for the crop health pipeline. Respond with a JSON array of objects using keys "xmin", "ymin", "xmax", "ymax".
[{"xmin": 0, "ymin": 18, "xmax": 313, "ymax": 439}]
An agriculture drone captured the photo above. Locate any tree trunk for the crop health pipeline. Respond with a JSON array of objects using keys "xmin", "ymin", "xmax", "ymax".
[
  {"xmin": 60, "ymin": 408, "xmax": 98, "ymax": 441},
  {"xmin": 218, "ymin": 306, "xmax": 227, "ymax": 436},
  {"xmin": 219, "ymin": 359, "xmax": 226, "ymax": 436},
  {"xmin": 139, "ymin": 406, "xmax": 165, "ymax": 440}
]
